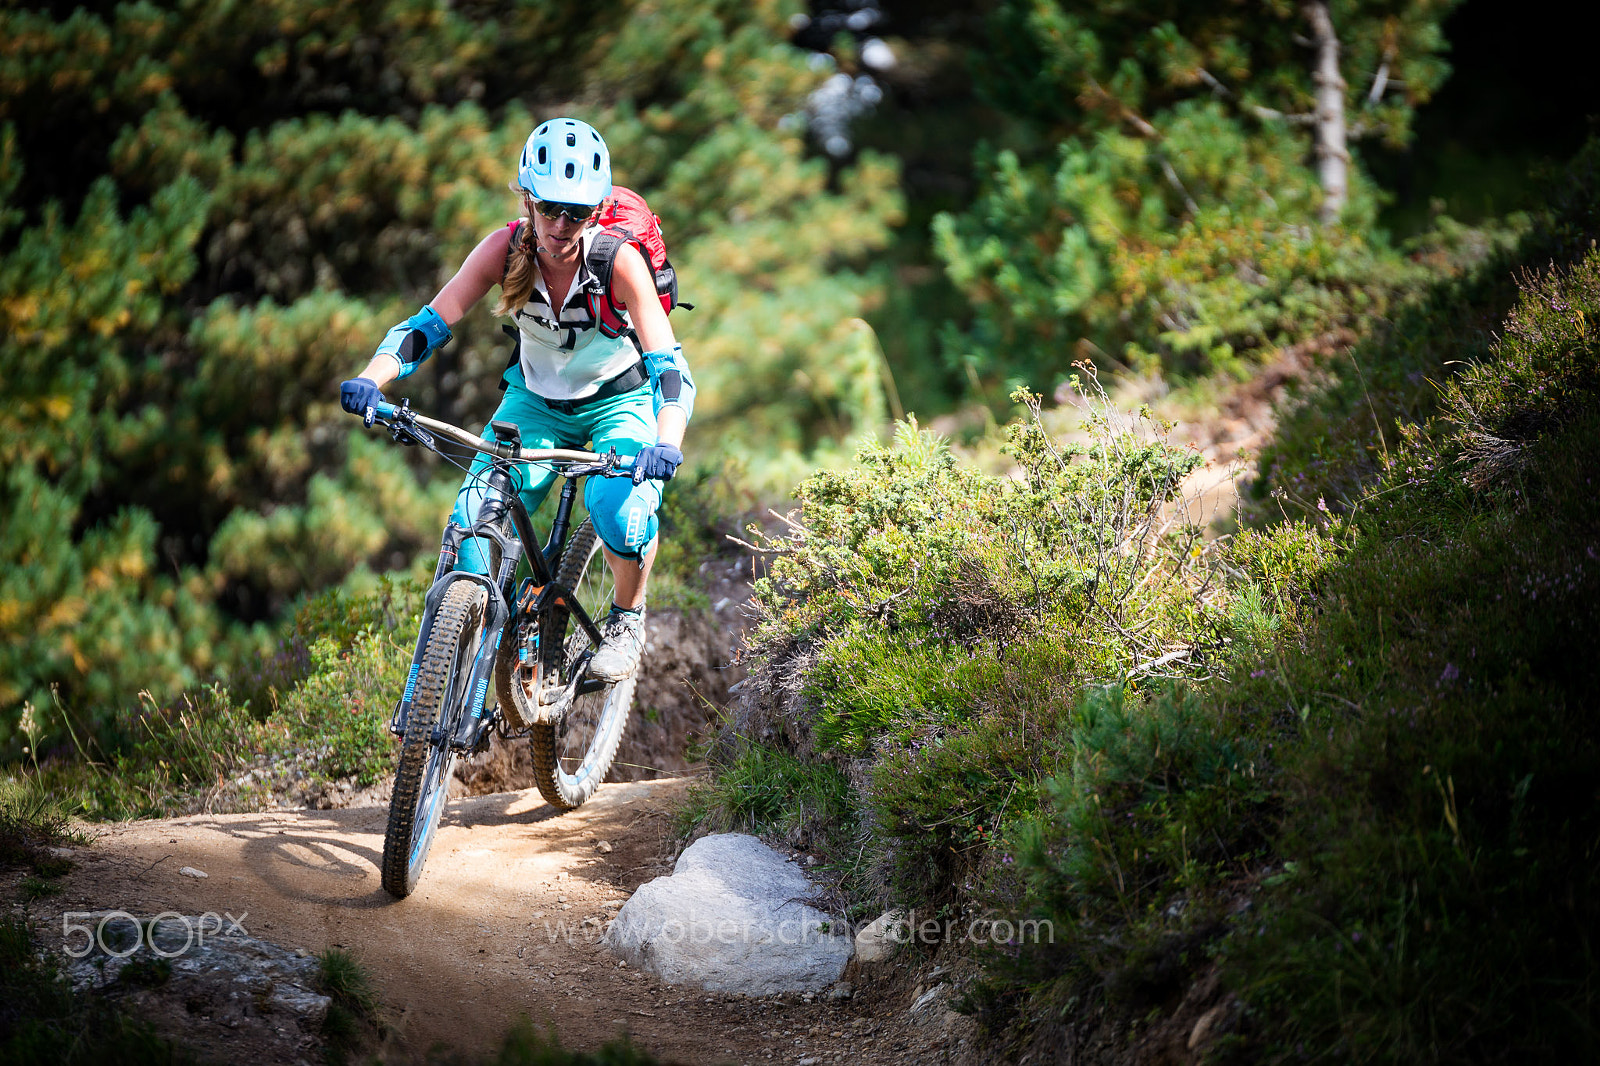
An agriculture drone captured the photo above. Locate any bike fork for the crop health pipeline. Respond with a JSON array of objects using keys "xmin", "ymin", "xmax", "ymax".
[{"xmin": 449, "ymin": 607, "xmax": 508, "ymax": 751}]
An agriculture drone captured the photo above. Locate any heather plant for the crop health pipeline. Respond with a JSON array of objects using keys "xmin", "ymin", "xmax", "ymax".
[
  {"xmin": 708, "ymin": 381, "xmax": 1236, "ymax": 906},
  {"xmin": 1441, "ymin": 248, "xmax": 1600, "ymax": 491},
  {"xmin": 968, "ymin": 200, "xmax": 1600, "ymax": 1062},
  {"xmin": 1252, "ymin": 138, "xmax": 1600, "ymax": 519}
]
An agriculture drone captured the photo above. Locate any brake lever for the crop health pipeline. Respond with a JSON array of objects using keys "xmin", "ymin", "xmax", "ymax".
[
  {"xmin": 374, "ymin": 401, "xmax": 435, "ymax": 450},
  {"xmin": 391, "ymin": 421, "xmax": 435, "ymax": 449}
]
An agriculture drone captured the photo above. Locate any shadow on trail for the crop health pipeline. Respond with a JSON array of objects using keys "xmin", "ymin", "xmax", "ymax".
[
  {"xmin": 235, "ymin": 829, "xmax": 392, "ymax": 909},
  {"xmin": 208, "ymin": 794, "xmax": 563, "ymax": 909},
  {"xmin": 440, "ymin": 790, "xmax": 564, "ymax": 830}
]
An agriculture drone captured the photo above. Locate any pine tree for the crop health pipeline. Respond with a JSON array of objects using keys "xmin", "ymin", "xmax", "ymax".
[
  {"xmin": 934, "ymin": 0, "xmax": 1461, "ymax": 389},
  {"xmin": 0, "ymin": 0, "xmax": 902, "ymax": 742}
]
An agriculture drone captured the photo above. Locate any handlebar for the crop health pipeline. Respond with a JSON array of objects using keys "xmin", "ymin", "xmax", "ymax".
[{"xmin": 368, "ymin": 399, "xmax": 634, "ymax": 475}]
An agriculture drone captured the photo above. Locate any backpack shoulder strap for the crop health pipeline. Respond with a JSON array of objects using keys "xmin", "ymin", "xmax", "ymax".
[
  {"xmin": 584, "ymin": 228, "xmax": 627, "ymax": 294},
  {"xmin": 502, "ymin": 220, "xmax": 524, "ymax": 284},
  {"xmin": 583, "ymin": 228, "xmax": 636, "ymax": 339}
]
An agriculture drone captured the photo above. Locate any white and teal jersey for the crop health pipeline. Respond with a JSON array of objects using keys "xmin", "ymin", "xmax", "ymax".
[{"xmin": 511, "ymin": 226, "xmax": 639, "ymax": 401}]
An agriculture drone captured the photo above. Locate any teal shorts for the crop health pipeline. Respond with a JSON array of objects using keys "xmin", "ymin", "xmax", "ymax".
[{"xmin": 450, "ymin": 366, "xmax": 662, "ymax": 573}]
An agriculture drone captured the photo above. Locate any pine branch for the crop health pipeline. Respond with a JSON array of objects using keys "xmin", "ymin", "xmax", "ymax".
[
  {"xmin": 1082, "ymin": 76, "xmax": 1199, "ymax": 216},
  {"xmin": 1365, "ymin": 46, "xmax": 1396, "ymax": 108},
  {"xmin": 1196, "ymin": 67, "xmax": 1316, "ymax": 125},
  {"xmin": 1082, "ymin": 75, "xmax": 1159, "ymax": 139}
]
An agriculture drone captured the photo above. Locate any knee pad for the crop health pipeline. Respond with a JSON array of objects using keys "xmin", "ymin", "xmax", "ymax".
[{"xmin": 586, "ymin": 476, "xmax": 660, "ymax": 560}]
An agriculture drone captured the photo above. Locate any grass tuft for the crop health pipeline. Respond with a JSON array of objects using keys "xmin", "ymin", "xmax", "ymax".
[
  {"xmin": 316, "ymin": 946, "xmax": 381, "ymax": 1064},
  {"xmin": 485, "ymin": 1017, "xmax": 661, "ymax": 1065}
]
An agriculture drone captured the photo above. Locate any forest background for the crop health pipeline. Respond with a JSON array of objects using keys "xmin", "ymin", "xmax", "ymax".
[{"xmin": 2, "ymin": 0, "xmax": 1588, "ymax": 754}]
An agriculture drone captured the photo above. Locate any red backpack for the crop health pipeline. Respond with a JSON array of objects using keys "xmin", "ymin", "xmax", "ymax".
[{"xmin": 582, "ymin": 187, "xmax": 687, "ymax": 339}]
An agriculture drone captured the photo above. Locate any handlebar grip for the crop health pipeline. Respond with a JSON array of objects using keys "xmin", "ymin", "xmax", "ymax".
[{"xmin": 364, "ymin": 399, "xmax": 399, "ymax": 428}]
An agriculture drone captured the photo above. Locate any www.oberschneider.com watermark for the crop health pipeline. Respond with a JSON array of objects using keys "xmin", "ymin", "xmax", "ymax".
[
  {"xmin": 61, "ymin": 911, "xmax": 249, "ymax": 959},
  {"xmin": 533, "ymin": 910, "xmax": 1053, "ymax": 947}
]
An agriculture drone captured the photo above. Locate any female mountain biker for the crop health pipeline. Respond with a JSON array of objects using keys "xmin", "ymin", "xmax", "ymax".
[{"xmin": 337, "ymin": 117, "xmax": 693, "ymax": 683}]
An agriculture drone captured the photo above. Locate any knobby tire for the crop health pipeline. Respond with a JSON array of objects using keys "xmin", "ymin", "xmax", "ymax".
[
  {"xmin": 529, "ymin": 517, "xmax": 635, "ymax": 810},
  {"xmin": 380, "ymin": 580, "xmax": 485, "ymax": 898}
]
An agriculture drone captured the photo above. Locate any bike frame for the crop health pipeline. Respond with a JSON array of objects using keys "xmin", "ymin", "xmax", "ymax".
[{"xmin": 373, "ymin": 401, "xmax": 623, "ymax": 754}]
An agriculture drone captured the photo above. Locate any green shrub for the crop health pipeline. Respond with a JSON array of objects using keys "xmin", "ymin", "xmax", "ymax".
[
  {"xmin": 31, "ymin": 577, "xmax": 422, "ymax": 819},
  {"xmin": 703, "ymin": 386, "xmax": 1232, "ymax": 915},
  {"xmin": 1253, "ymin": 138, "xmax": 1600, "ymax": 520},
  {"xmin": 0, "ymin": 914, "xmax": 183, "ymax": 1065},
  {"xmin": 680, "ymin": 743, "xmax": 855, "ymax": 848},
  {"xmin": 805, "ymin": 632, "xmax": 989, "ymax": 756},
  {"xmin": 866, "ymin": 669, "xmax": 1063, "ymax": 908},
  {"xmin": 744, "ymin": 386, "xmax": 1214, "ymax": 696}
]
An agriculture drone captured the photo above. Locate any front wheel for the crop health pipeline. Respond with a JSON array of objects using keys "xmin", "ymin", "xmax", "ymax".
[
  {"xmin": 529, "ymin": 518, "xmax": 635, "ymax": 810},
  {"xmin": 380, "ymin": 580, "xmax": 485, "ymax": 898}
]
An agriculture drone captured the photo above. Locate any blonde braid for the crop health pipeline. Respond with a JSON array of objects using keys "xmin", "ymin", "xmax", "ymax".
[{"xmin": 493, "ymin": 193, "xmax": 538, "ymax": 317}]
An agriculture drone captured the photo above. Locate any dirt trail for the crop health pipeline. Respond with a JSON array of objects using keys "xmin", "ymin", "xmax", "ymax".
[{"xmin": 41, "ymin": 779, "xmax": 947, "ymax": 1065}]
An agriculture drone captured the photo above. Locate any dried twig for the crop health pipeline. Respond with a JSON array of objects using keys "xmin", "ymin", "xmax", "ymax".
[
  {"xmin": 725, "ymin": 533, "xmax": 783, "ymax": 554},
  {"xmin": 1128, "ymin": 647, "xmax": 1195, "ymax": 679}
]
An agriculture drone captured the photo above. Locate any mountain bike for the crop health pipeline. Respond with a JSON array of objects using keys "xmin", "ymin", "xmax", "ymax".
[{"xmin": 363, "ymin": 399, "xmax": 638, "ymax": 899}]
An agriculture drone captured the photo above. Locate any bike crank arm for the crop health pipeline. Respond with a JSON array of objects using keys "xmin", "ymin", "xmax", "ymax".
[{"xmin": 529, "ymin": 653, "xmax": 608, "ymax": 728}]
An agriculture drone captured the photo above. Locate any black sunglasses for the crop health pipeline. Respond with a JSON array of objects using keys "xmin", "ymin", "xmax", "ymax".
[{"xmin": 531, "ymin": 199, "xmax": 598, "ymax": 223}]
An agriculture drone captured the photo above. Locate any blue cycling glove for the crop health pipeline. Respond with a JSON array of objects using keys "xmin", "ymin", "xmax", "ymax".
[
  {"xmin": 340, "ymin": 377, "xmax": 383, "ymax": 417},
  {"xmin": 632, "ymin": 443, "xmax": 683, "ymax": 484}
]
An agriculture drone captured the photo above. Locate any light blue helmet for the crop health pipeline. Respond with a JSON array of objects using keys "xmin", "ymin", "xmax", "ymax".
[{"xmin": 518, "ymin": 118, "xmax": 612, "ymax": 205}]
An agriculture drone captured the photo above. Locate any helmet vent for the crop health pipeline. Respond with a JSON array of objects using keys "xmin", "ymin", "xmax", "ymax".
[
  {"xmin": 537, "ymin": 124, "xmax": 548, "ymax": 136},
  {"xmin": 566, "ymin": 132, "xmax": 577, "ymax": 147},
  {"xmin": 593, "ymin": 153, "xmax": 601, "ymax": 170},
  {"xmin": 564, "ymin": 162, "xmax": 576, "ymax": 178},
  {"xmin": 537, "ymin": 147, "xmax": 546, "ymax": 164}
]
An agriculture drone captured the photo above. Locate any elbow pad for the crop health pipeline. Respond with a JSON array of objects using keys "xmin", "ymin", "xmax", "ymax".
[
  {"xmin": 642, "ymin": 344, "xmax": 695, "ymax": 422},
  {"xmin": 376, "ymin": 304, "xmax": 452, "ymax": 380}
]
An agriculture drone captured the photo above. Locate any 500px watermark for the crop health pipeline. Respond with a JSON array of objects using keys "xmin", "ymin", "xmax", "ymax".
[{"xmin": 61, "ymin": 911, "xmax": 249, "ymax": 959}]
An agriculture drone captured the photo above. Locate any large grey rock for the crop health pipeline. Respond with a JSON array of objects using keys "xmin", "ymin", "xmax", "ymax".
[{"xmin": 604, "ymin": 833, "xmax": 853, "ymax": 994}]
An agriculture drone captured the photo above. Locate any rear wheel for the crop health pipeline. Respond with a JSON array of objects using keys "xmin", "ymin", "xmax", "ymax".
[
  {"xmin": 380, "ymin": 580, "xmax": 485, "ymax": 898},
  {"xmin": 529, "ymin": 518, "xmax": 635, "ymax": 810}
]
